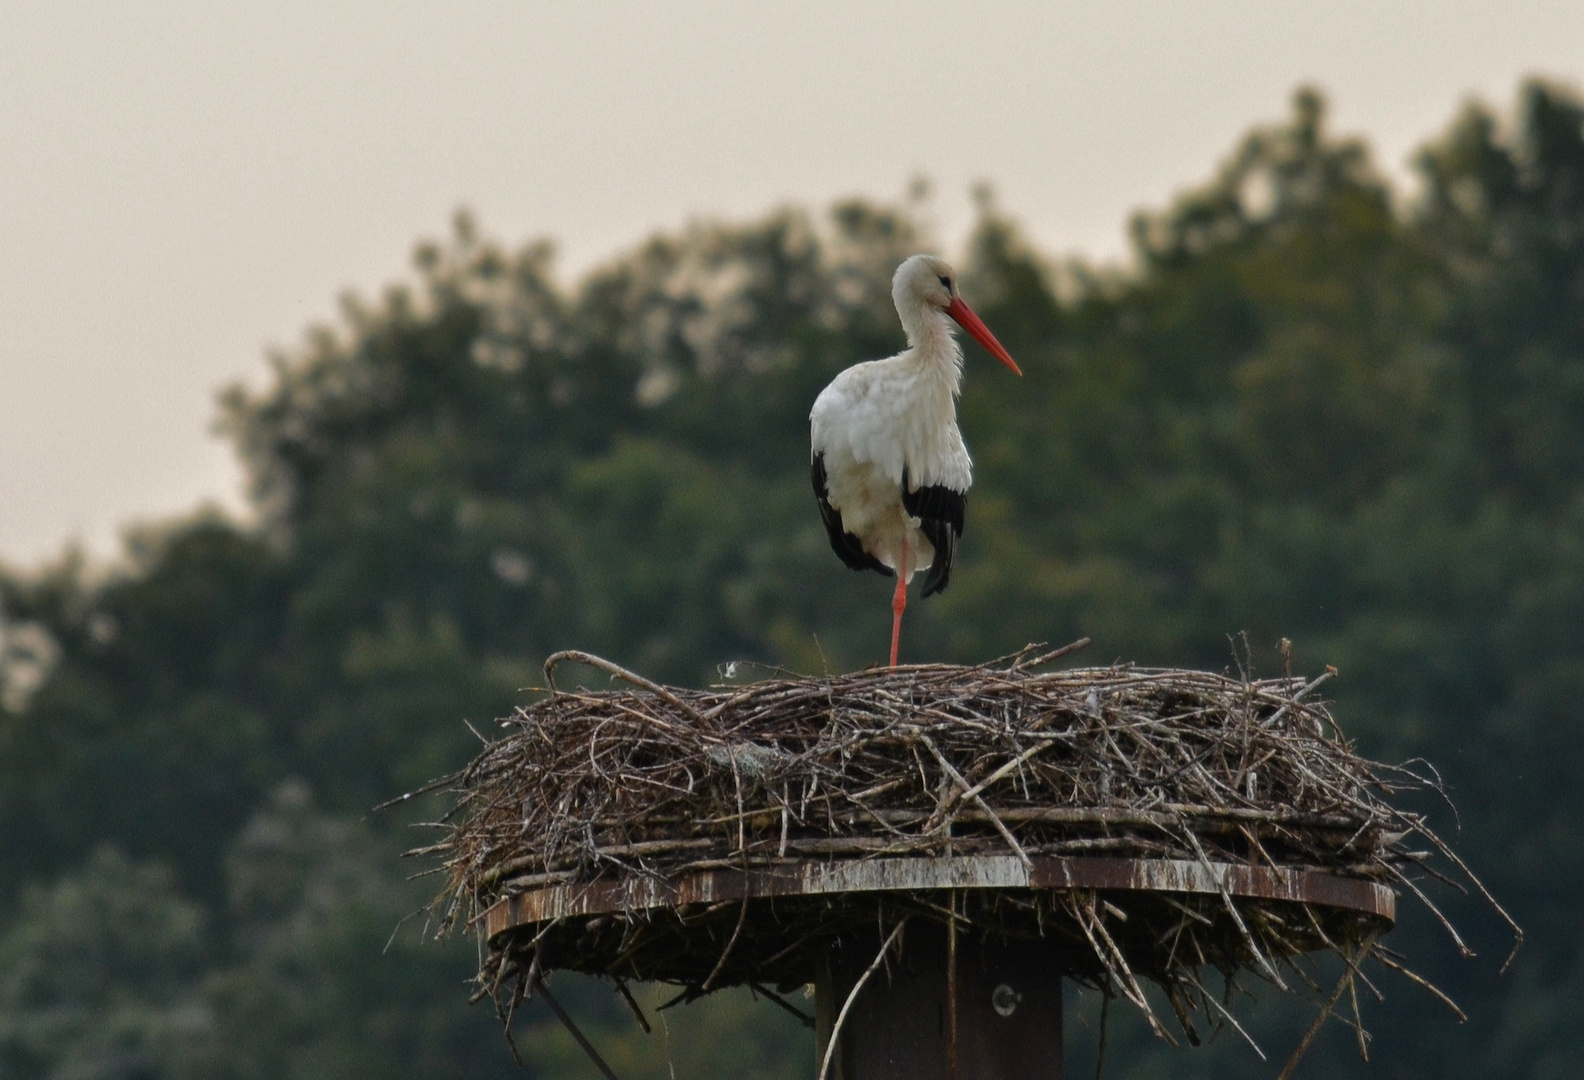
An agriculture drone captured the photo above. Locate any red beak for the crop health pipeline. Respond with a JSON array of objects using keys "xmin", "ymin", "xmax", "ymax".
[{"xmin": 944, "ymin": 297, "xmax": 1023, "ymax": 376}]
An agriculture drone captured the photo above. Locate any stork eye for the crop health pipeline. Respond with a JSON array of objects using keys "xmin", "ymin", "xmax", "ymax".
[{"xmin": 938, "ymin": 275, "xmax": 952, "ymax": 291}]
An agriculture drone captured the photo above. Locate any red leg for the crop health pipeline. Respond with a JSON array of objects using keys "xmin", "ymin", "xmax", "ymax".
[{"xmin": 889, "ymin": 537, "xmax": 909, "ymax": 667}]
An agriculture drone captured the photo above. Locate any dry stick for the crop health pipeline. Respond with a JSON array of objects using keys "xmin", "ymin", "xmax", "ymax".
[
  {"xmin": 374, "ymin": 769, "xmax": 465, "ymax": 810},
  {"xmin": 482, "ymin": 837, "xmax": 717, "ymax": 886},
  {"xmin": 954, "ymin": 740, "xmax": 1057, "ymax": 805},
  {"xmin": 1067, "ymin": 893, "xmax": 1169, "ymax": 1041},
  {"xmin": 779, "ymin": 793, "xmax": 790, "ymax": 857},
  {"xmin": 534, "ymin": 973, "xmax": 625, "ymax": 1080},
  {"xmin": 848, "ymin": 775, "xmax": 911, "ymax": 802},
  {"xmin": 731, "ymin": 749, "xmax": 746, "ymax": 858},
  {"xmin": 1019, "ymin": 636, "xmax": 1093, "ymax": 669},
  {"xmin": 1181, "ymin": 972, "xmax": 1266, "ymax": 1060},
  {"xmin": 614, "ymin": 977, "xmax": 652, "ymax": 1033},
  {"xmin": 758, "ymin": 928, "xmax": 823, "ymax": 970},
  {"xmin": 1259, "ymin": 671, "xmax": 1335, "ymax": 730},
  {"xmin": 543, "ymin": 649, "xmax": 708, "ymax": 725},
  {"xmin": 472, "ymin": 966, "xmax": 509, "ymax": 1009},
  {"xmin": 1348, "ymin": 968, "xmax": 1370, "ymax": 1061},
  {"xmin": 591, "ymin": 696, "xmax": 690, "ymax": 736},
  {"xmin": 1159, "ymin": 908, "xmax": 1192, "ymax": 974},
  {"xmin": 1382, "ymin": 863, "xmax": 1473, "ymax": 958},
  {"xmin": 1160, "ymin": 894, "xmax": 1215, "ymax": 928},
  {"xmin": 749, "ymin": 981, "xmax": 815, "ymax": 1028},
  {"xmin": 949, "ymin": 804, "xmax": 1366, "ymax": 829},
  {"xmin": 1414, "ymin": 824, "xmax": 1524, "ymax": 971},
  {"xmin": 1369, "ymin": 948, "xmax": 1468, "ymax": 1021},
  {"xmin": 698, "ymin": 763, "xmax": 754, "ymax": 993},
  {"xmin": 817, "ymin": 918, "xmax": 909, "ymax": 1080},
  {"xmin": 1181, "ymin": 827, "xmax": 1287, "ymax": 990},
  {"xmin": 919, "ymin": 734, "xmax": 1032, "ymax": 866},
  {"xmin": 977, "ymin": 641, "xmax": 1046, "ymax": 669},
  {"xmin": 501, "ymin": 948, "xmax": 542, "ymax": 1067},
  {"xmin": 700, "ymin": 685, "xmax": 774, "ymax": 722},
  {"xmin": 1275, "ymin": 932, "xmax": 1379, "ymax": 1080},
  {"xmin": 701, "ymin": 896, "xmax": 750, "ymax": 992},
  {"xmin": 499, "ymin": 971, "xmax": 527, "ymax": 1067},
  {"xmin": 1393, "ymin": 848, "xmax": 1471, "ymax": 894},
  {"xmin": 1090, "ymin": 905, "xmax": 1174, "ymax": 1045},
  {"xmin": 1301, "ymin": 907, "xmax": 1386, "ymax": 1004},
  {"xmin": 1164, "ymin": 983, "xmax": 1201, "ymax": 1047},
  {"xmin": 480, "ymin": 935, "xmax": 526, "ymax": 1003}
]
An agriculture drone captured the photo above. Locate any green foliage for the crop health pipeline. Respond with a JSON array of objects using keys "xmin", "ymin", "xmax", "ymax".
[
  {"xmin": 0, "ymin": 847, "xmax": 207, "ymax": 1080},
  {"xmin": 175, "ymin": 782, "xmax": 522, "ymax": 1080},
  {"xmin": 2, "ymin": 82, "xmax": 1583, "ymax": 1077}
]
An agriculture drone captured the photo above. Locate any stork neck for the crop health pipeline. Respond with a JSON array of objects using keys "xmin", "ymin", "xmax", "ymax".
[{"xmin": 899, "ymin": 305, "xmax": 964, "ymax": 392}]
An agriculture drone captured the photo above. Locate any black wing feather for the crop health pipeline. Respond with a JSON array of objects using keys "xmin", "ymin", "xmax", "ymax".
[
  {"xmin": 901, "ymin": 466, "xmax": 966, "ymax": 597},
  {"xmin": 812, "ymin": 453, "xmax": 893, "ymax": 577}
]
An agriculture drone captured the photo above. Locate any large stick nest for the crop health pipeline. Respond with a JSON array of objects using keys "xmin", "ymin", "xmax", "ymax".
[{"xmin": 405, "ymin": 643, "xmax": 1516, "ymax": 1050}]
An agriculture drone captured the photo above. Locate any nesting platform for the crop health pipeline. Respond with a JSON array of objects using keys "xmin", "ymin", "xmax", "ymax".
[{"xmin": 407, "ymin": 644, "xmax": 1511, "ymax": 1073}]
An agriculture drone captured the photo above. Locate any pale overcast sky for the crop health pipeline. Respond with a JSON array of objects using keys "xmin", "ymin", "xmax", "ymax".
[{"xmin": 2, "ymin": 0, "xmax": 1581, "ymax": 566}]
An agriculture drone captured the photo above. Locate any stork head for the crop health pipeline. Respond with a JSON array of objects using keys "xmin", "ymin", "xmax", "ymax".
[{"xmin": 892, "ymin": 254, "xmax": 1023, "ymax": 375}]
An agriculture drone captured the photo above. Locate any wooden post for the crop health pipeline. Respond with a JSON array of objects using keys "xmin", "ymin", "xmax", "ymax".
[{"xmin": 816, "ymin": 922, "xmax": 1064, "ymax": 1080}]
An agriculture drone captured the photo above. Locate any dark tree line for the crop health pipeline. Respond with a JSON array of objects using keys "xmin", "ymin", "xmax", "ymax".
[{"xmin": 2, "ymin": 83, "xmax": 1582, "ymax": 1078}]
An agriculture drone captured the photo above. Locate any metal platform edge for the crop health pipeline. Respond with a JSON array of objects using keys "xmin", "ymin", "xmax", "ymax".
[{"xmin": 483, "ymin": 855, "xmax": 1395, "ymax": 940}]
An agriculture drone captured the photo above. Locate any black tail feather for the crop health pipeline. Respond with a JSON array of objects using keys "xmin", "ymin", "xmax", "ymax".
[{"xmin": 901, "ymin": 467, "xmax": 966, "ymax": 598}]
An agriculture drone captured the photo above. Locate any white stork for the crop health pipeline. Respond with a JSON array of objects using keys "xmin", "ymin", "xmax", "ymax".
[{"xmin": 810, "ymin": 254, "xmax": 1022, "ymax": 666}]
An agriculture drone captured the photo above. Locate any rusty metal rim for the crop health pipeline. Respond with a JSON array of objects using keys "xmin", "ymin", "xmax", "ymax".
[{"xmin": 484, "ymin": 855, "xmax": 1395, "ymax": 940}]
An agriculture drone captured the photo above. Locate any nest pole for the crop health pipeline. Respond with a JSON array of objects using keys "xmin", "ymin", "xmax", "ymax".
[{"xmin": 815, "ymin": 921, "xmax": 1065, "ymax": 1080}]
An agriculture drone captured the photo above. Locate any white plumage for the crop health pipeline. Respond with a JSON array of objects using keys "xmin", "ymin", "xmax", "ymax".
[{"xmin": 810, "ymin": 254, "xmax": 1022, "ymax": 665}]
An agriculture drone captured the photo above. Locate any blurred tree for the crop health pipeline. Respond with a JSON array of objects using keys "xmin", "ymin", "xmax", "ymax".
[
  {"xmin": 0, "ymin": 847, "xmax": 207, "ymax": 1080},
  {"xmin": 170, "ymin": 781, "xmax": 523, "ymax": 1080},
  {"xmin": 0, "ymin": 521, "xmax": 287, "ymax": 902}
]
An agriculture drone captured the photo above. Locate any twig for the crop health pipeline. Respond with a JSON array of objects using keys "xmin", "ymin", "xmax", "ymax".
[
  {"xmin": 1181, "ymin": 972, "xmax": 1266, "ymax": 1060},
  {"xmin": 701, "ymin": 897, "xmax": 749, "ymax": 992},
  {"xmin": 544, "ymin": 649, "xmax": 708, "ymax": 725},
  {"xmin": 1370, "ymin": 948, "xmax": 1468, "ymax": 1021},
  {"xmin": 1260, "ymin": 671, "xmax": 1335, "ymax": 730},
  {"xmin": 749, "ymin": 981, "xmax": 815, "ymax": 1028},
  {"xmin": 1068, "ymin": 893, "xmax": 1170, "ymax": 1042},
  {"xmin": 614, "ymin": 977, "xmax": 651, "ymax": 1034},
  {"xmin": 1415, "ymin": 822, "xmax": 1524, "ymax": 971},
  {"xmin": 817, "ymin": 919, "xmax": 909, "ymax": 1080},
  {"xmin": 1019, "ymin": 637, "xmax": 1092, "ymax": 669},
  {"xmin": 1275, "ymin": 932, "xmax": 1377, "ymax": 1080},
  {"xmin": 1383, "ymin": 863, "xmax": 1473, "ymax": 958},
  {"xmin": 1181, "ymin": 827, "xmax": 1286, "ymax": 990},
  {"xmin": 535, "ymin": 973, "xmax": 625, "ymax": 1080},
  {"xmin": 920, "ymin": 733, "xmax": 1032, "ymax": 866}
]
